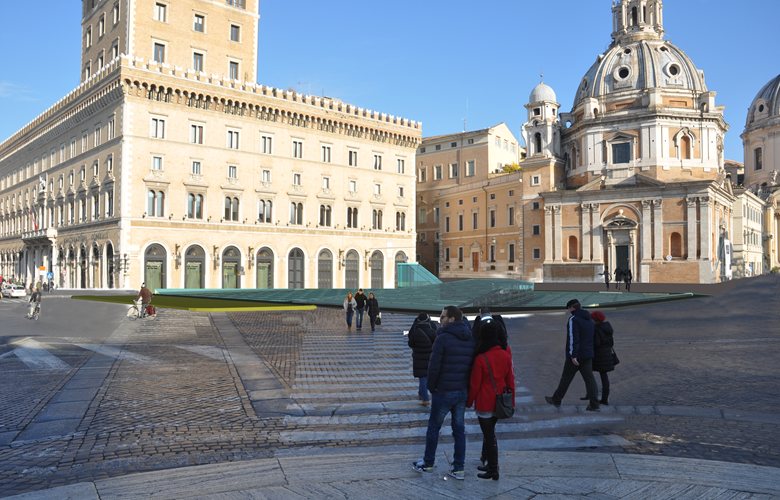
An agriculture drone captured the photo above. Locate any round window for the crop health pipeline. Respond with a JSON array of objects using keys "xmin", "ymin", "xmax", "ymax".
[
  {"xmin": 624, "ymin": 48, "xmax": 632, "ymax": 55},
  {"xmin": 659, "ymin": 46, "xmax": 669, "ymax": 52},
  {"xmin": 758, "ymin": 104, "xmax": 765, "ymax": 112},
  {"xmin": 668, "ymin": 64, "xmax": 680, "ymax": 76},
  {"xmin": 617, "ymin": 67, "xmax": 630, "ymax": 79}
]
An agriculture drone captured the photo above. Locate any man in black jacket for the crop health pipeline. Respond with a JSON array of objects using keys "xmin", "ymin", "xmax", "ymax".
[
  {"xmin": 354, "ymin": 288, "xmax": 367, "ymax": 330},
  {"xmin": 412, "ymin": 306, "xmax": 475, "ymax": 480},
  {"xmin": 545, "ymin": 299, "xmax": 600, "ymax": 411}
]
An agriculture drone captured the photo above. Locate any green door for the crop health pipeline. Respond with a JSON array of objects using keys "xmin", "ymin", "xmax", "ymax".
[
  {"xmin": 223, "ymin": 262, "xmax": 238, "ymax": 288},
  {"xmin": 185, "ymin": 261, "xmax": 202, "ymax": 288},
  {"xmin": 256, "ymin": 263, "xmax": 270, "ymax": 289},
  {"xmin": 146, "ymin": 261, "xmax": 163, "ymax": 291}
]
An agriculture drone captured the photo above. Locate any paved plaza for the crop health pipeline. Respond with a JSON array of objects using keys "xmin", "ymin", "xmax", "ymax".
[{"xmin": 0, "ymin": 275, "xmax": 778, "ymax": 498}]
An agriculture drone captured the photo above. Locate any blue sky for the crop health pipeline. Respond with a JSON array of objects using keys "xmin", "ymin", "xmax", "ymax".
[{"xmin": 0, "ymin": 1, "xmax": 777, "ymax": 161}]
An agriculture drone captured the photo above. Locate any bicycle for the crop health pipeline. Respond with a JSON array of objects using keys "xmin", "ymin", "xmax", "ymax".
[
  {"xmin": 127, "ymin": 299, "xmax": 148, "ymax": 320},
  {"xmin": 26, "ymin": 302, "xmax": 40, "ymax": 320}
]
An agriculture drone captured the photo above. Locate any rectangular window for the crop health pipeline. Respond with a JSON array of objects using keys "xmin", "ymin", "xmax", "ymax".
[
  {"xmin": 397, "ymin": 158, "xmax": 405, "ymax": 173},
  {"xmin": 85, "ymin": 27, "xmax": 92, "ymax": 48},
  {"xmin": 348, "ymin": 150, "xmax": 358, "ymax": 166},
  {"xmin": 398, "ymin": 186, "xmax": 405, "ymax": 198},
  {"xmin": 434, "ymin": 165, "xmax": 442, "ymax": 180},
  {"xmin": 445, "ymin": 248, "xmax": 450, "ymax": 262},
  {"xmin": 230, "ymin": 24, "xmax": 240, "ymax": 41},
  {"xmin": 507, "ymin": 206, "xmax": 515, "ymax": 225},
  {"xmin": 111, "ymin": 40, "xmax": 119, "ymax": 59},
  {"xmin": 193, "ymin": 14, "xmax": 205, "ymax": 32},
  {"xmin": 292, "ymin": 140, "xmax": 303, "ymax": 158},
  {"xmin": 82, "ymin": 133, "xmax": 88, "ymax": 151},
  {"xmin": 190, "ymin": 124, "xmax": 204, "ymax": 144},
  {"xmin": 612, "ymin": 142, "xmax": 631, "ymax": 164},
  {"xmin": 418, "ymin": 208, "xmax": 426, "ymax": 223},
  {"xmin": 755, "ymin": 148, "xmax": 763, "ymax": 170},
  {"xmin": 349, "ymin": 180, "xmax": 357, "ymax": 192},
  {"xmin": 508, "ymin": 243, "xmax": 515, "ymax": 262},
  {"xmin": 153, "ymin": 42, "xmax": 165, "ymax": 63},
  {"xmin": 261, "ymin": 135, "xmax": 273, "ymax": 154},
  {"xmin": 472, "ymin": 212, "xmax": 478, "ymax": 230},
  {"xmin": 228, "ymin": 165, "xmax": 237, "ymax": 179},
  {"xmin": 262, "ymin": 169, "xmax": 271, "ymax": 182},
  {"xmin": 94, "ymin": 126, "xmax": 101, "ymax": 146},
  {"xmin": 321, "ymin": 145, "xmax": 331, "ymax": 163},
  {"xmin": 490, "ymin": 209, "xmax": 496, "ymax": 228},
  {"xmin": 152, "ymin": 156, "xmax": 163, "ymax": 171},
  {"xmin": 98, "ymin": 16, "xmax": 105, "ymax": 36},
  {"xmin": 458, "ymin": 214, "xmax": 464, "ymax": 231},
  {"xmin": 532, "ymin": 201, "xmax": 540, "ymax": 210},
  {"xmin": 373, "ymin": 154, "xmax": 382, "ymax": 170},
  {"xmin": 113, "ymin": 3, "xmax": 120, "ymax": 24},
  {"xmin": 107, "ymin": 117, "xmax": 115, "ymax": 139},
  {"xmin": 418, "ymin": 167, "xmax": 426, "ymax": 182},
  {"xmin": 154, "ymin": 2, "xmax": 167, "ymax": 22},
  {"xmin": 458, "ymin": 247, "xmax": 464, "ymax": 262},
  {"xmin": 532, "ymin": 225, "xmax": 540, "ymax": 236},
  {"xmin": 374, "ymin": 183, "xmax": 381, "ymax": 195},
  {"xmin": 191, "ymin": 161, "xmax": 201, "ymax": 175},
  {"xmin": 445, "ymin": 216, "xmax": 450, "ymax": 232},
  {"xmin": 449, "ymin": 163, "xmax": 459, "ymax": 178},
  {"xmin": 433, "ymin": 207, "xmax": 440, "ymax": 224},
  {"xmin": 193, "ymin": 52, "xmax": 204, "ymax": 71},
  {"xmin": 533, "ymin": 248, "xmax": 541, "ymax": 259},
  {"xmin": 229, "ymin": 61, "xmax": 239, "ymax": 79},
  {"xmin": 531, "ymin": 175, "xmax": 540, "ymax": 186},
  {"xmin": 293, "ymin": 173, "xmax": 302, "ymax": 185},
  {"xmin": 322, "ymin": 176, "xmax": 330, "ymax": 189},
  {"xmin": 227, "ymin": 130, "xmax": 240, "ymax": 149},
  {"xmin": 465, "ymin": 160, "xmax": 475, "ymax": 177}
]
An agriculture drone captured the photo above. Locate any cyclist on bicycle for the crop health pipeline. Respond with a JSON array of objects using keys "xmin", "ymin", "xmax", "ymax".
[
  {"xmin": 28, "ymin": 285, "xmax": 42, "ymax": 319},
  {"xmin": 136, "ymin": 282, "xmax": 152, "ymax": 318}
]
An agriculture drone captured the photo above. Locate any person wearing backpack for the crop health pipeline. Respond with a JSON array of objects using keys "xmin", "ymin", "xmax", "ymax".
[{"xmin": 407, "ymin": 313, "xmax": 437, "ymax": 406}]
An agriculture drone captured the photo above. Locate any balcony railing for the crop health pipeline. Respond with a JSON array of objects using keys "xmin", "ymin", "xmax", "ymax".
[{"xmin": 226, "ymin": 0, "xmax": 245, "ymax": 9}]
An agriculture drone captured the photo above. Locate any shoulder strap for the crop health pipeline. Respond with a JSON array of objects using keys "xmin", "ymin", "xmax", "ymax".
[{"xmin": 482, "ymin": 353, "xmax": 499, "ymax": 395}]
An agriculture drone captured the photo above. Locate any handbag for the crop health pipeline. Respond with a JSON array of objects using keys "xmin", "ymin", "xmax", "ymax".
[
  {"xmin": 375, "ymin": 312, "xmax": 382, "ymax": 325},
  {"xmin": 612, "ymin": 348, "xmax": 620, "ymax": 366},
  {"xmin": 483, "ymin": 354, "xmax": 514, "ymax": 419}
]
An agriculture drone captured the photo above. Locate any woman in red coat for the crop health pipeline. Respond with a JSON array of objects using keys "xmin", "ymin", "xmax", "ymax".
[{"xmin": 467, "ymin": 319, "xmax": 515, "ymax": 480}]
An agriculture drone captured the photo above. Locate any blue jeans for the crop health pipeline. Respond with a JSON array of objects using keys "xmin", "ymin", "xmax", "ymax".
[
  {"xmin": 346, "ymin": 309, "xmax": 354, "ymax": 327},
  {"xmin": 355, "ymin": 308, "xmax": 365, "ymax": 328},
  {"xmin": 417, "ymin": 377, "xmax": 429, "ymax": 402},
  {"xmin": 423, "ymin": 390, "xmax": 467, "ymax": 470}
]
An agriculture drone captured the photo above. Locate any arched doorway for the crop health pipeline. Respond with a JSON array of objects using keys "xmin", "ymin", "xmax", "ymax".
[
  {"xmin": 288, "ymin": 248, "xmax": 304, "ymax": 288},
  {"xmin": 395, "ymin": 251, "xmax": 407, "ymax": 286},
  {"xmin": 222, "ymin": 246, "xmax": 241, "ymax": 288},
  {"xmin": 106, "ymin": 242, "xmax": 115, "ymax": 289},
  {"xmin": 344, "ymin": 250, "xmax": 359, "ymax": 289},
  {"xmin": 184, "ymin": 245, "xmax": 205, "ymax": 288},
  {"xmin": 144, "ymin": 244, "xmax": 166, "ymax": 291},
  {"xmin": 318, "ymin": 249, "xmax": 333, "ymax": 289},
  {"xmin": 604, "ymin": 214, "xmax": 638, "ymax": 281},
  {"xmin": 370, "ymin": 250, "xmax": 384, "ymax": 289},
  {"xmin": 80, "ymin": 245, "xmax": 88, "ymax": 288},
  {"xmin": 256, "ymin": 247, "xmax": 274, "ymax": 289}
]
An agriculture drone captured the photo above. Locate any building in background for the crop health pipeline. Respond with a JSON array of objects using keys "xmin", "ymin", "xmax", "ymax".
[
  {"xmin": 415, "ymin": 124, "xmax": 523, "ymax": 278},
  {"xmin": 0, "ymin": 0, "xmax": 421, "ymax": 290},
  {"xmin": 741, "ymin": 73, "xmax": 780, "ymax": 273}
]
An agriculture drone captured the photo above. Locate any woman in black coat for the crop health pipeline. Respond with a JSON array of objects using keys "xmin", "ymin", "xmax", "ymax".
[
  {"xmin": 366, "ymin": 292, "xmax": 380, "ymax": 332},
  {"xmin": 407, "ymin": 313, "xmax": 437, "ymax": 406},
  {"xmin": 584, "ymin": 310, "xmax": 616, "ymax": 405}
]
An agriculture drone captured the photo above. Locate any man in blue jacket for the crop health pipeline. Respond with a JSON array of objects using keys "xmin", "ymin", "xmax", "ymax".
[
  {"xmin": 413, "ymin": 305, "xmax": 475, "ymax": 480},
  {"xmin": 545, "ymin": 298, "xmax": 600, "ymax": 411}
]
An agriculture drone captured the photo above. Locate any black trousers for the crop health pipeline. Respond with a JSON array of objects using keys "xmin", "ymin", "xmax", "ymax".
[
  {"xmin": 478, "ymin": 416, "xmax": 499, "ymax": 472},
  {"xmin": 598, "ymin": 371, "xmax": 610, "ymax": 402},
  {"xmin": 552, "ymin": 357, "xmax": 599, "ymax": 407}
]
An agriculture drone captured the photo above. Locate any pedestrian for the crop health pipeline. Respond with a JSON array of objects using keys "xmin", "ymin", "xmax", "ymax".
[
  {"xmin": 602, "ymin": 270, "xmax": 611, "ymax": 290},
  {"xmin": 354, "ymin": 288, "xmax": 367, "ymax": 330},
  {"xmin": 27, "ymin": 285, "xmax": 42, "ymax": 319},
  {"xmin": 366, "ymin": 292, "xmax": 380, "ymax": 332},
  {"xmin": 545, "ymin": 298, "xmax": 600, "ymax": 411},
  {"xmin": 614, "ymin": 267, "xmax": 623, "ymax": 289},
  {"xmin": 343, "ymin": 292, "xmax": 357, "ymax": 331},
  {"xmin": 136, "ymin": 282, "xmax": 152, "ymax": 318},
  {"xmin": 472, "ymin": 307, "xmax": 509, "ymax": 354},
  {"xmin": 407, "ymin": 312, "xmax": 437, "ymax": 406},
  {"xmin": 412, "ymin": 305, "xmax": 475, "ymax": 480},
  {"xmin": 580, "ymin": 311, "xmax": 616, "ymax": 405},
  {"xmin": 624, "ymin": 268, "xmax": 632, "ymax": 292},
  {"xmin": 467, "ymin": 320, "xmax": 514, "ymax": 481}
]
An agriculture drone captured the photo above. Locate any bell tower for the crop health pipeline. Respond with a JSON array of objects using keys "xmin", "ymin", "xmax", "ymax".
[
  {"xmin": 611, "ymin": 0, "xmax": 664, "ymax": 43},
  {"xmin": 522, "ymin": 82, "xmax": 561, "ymax": 159}
]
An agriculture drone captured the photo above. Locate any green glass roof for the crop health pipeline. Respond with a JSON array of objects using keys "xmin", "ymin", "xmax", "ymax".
[{"xmin": 157, "ymin": 279, "xmax": 697, "ymax": 313}]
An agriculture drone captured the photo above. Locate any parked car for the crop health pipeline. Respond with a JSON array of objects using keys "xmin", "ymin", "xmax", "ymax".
[{"xmin": 2, "ymin": 284, "xmax": 27, "ymax": 298}]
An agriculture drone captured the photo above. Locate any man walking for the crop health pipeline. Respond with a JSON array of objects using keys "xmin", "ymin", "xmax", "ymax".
[
  {"xmin": 545, "ymin": 299, "xmax": 600, "ymax": 411},
  {"xmin": 354, "ymin": 288, "xmax": 367, "ymax": 331},
  {"xmin": 624, "ymin": 268, "xmax": 633, "ymax": 292},
  {"xmin": 413, "ymin": 306, "xmax": 475, "ymax": 480}
]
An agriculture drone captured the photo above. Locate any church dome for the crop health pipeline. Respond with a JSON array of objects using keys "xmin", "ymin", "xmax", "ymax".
[
  {"xmin": 745, "ymin": 74, "xmax": 780, "ymax": 128},
  {"xmin": 573, "ymin": 38, "xmax": 707, "ymax": 110},
  {"xmin": 529, "ymin": 82, "xmax": 557, "ymax": 104}
]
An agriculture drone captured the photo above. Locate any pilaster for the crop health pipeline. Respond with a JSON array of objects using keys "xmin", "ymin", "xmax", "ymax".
[
  {"xmin": 653, "ymin": 199, "xmax": 663, "ymax": 260},
  {"xmin": 553, "ymin": 205, "xmax": 563, "ymax": 262},
  {"xmin": 591, "ymin": 204, "xmax": 604, "ymax": 262},
  {"xmin": 581, "ymin": 203, "xmax": 592, "ymax": 261},
  {"xmin": 699, "ymin": 196, "xmax": 711, "ymax": 260},
  {"xmin": 544, "ymin": 206, "xmax": 554, "ymax": 262},
  {"xmin": 686, "ymin": 197, "xmax": 697, "ymax": 261},
  {"xmin": 641, "ymin": 199, "xmax": 652, "ymax": 261}
]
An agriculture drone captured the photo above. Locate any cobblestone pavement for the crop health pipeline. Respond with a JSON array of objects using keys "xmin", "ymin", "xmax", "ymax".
[{"xmin": 0, "ymin": 275, "xmax": 778, "ymax": 497}]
